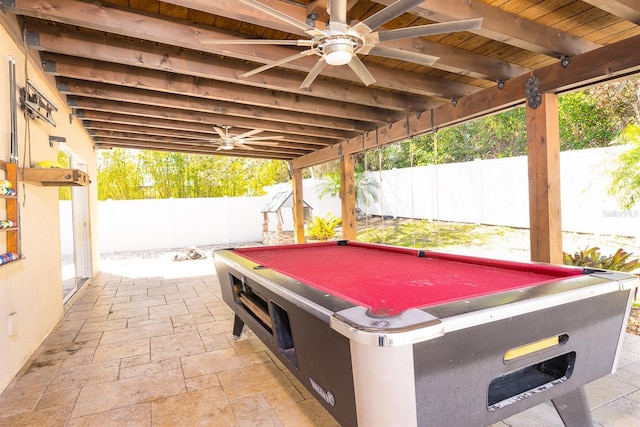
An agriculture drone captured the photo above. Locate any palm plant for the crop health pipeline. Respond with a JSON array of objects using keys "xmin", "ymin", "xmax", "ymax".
[{"xmin": 316, "ymin": 170, "xmax": 380, "ymax": 206}]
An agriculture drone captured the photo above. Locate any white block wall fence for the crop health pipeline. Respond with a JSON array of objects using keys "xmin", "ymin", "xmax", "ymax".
[
  {"xmin": 57, "ymin": 146, "xmax": 639, "ymax": 255},
  {"xmin": 362, "ymin": 145, "xmax": 638, "ymax": 237}
]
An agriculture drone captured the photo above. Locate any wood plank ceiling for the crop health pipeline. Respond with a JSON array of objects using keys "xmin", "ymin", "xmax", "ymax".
[{"xmin": 1, "ymin": 0, "xmax": 639, "ymax": 162}]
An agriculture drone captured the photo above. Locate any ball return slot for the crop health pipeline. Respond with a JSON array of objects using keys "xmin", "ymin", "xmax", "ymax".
[
  {"xmin": 228, "ymin": 275, "xmax": 299, "ymax": 369},
  {"xmin": 488, "ymin": 351, "xmax": 576, "ymax": 410},
  {"xmin": 271, "ymin": 302, "xmax": 298, "ymax": 368},
  {"xmin": 230, "ymin": 275, "xmax": 273, "ymax": 334}
]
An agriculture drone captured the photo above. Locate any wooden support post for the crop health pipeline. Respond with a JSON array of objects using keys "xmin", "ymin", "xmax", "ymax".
[
  {"xmin": 291, "ymin": 167, "xmax": 305, "ymax": 244},
  {"xmin": 526, "ymin": 92, "xmax": 563, "ymax": 264},
  {"xmin": 340, "ymin": 154, "xmax": 357, "ymax": 240}
]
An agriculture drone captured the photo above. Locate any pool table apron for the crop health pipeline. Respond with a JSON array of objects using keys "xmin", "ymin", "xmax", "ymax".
[{"xmin": 214, "ymin": 250, "xmax": 637, "ymax": 427}]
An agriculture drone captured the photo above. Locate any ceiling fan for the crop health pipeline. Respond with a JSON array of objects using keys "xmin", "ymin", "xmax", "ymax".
[
  {"xmin": 202, "ymin": 0, "xmax": 482, "ymax": 89},
  {"xmin": 208, "ymin": 126, "xmax": 282, "ymax": 151}
]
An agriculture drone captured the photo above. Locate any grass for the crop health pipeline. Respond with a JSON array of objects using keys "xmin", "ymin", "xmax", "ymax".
[
  {"xmin": 354, "ymin": 216, "xmax": 640, "ymax": 266},
  {"xmin": 356, "ymin": 217, "xmax": 510, "ymax": 249}
]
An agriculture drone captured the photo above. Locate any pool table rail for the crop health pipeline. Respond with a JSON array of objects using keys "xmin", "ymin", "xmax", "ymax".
[
  {"xmin": 431, "ymin": 272, "xmax": 638, "ymax": 335},
  {"xmin": 331, "ymin": 306, "xmax": 445, "ymax": 347}
]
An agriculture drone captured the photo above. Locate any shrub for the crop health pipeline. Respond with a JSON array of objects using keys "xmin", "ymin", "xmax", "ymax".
[
  {"xmin": 306, "ymin": 214, "xmax": 341, "ymax": 241},
  {"xmin": 563, "ymin": 247, "xmax": 639, "ymax": 272}
]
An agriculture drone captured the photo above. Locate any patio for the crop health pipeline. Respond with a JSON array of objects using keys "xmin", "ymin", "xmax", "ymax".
[{"xmin": 0, "ymin": 251, "xmax": 639, "ymax": 426}]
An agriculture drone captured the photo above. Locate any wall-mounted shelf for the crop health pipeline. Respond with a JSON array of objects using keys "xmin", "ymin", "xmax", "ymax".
[
  {"xmin": 20, "ymin": 168, "xmax": 90, "ymax": 187},
  {"xmin": 1, "ymin": 160, "xmax": 20, "ymax": 266}
]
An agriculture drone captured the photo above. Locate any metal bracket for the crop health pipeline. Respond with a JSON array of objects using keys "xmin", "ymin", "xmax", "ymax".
[
  {"xmin": 23, "ymin": 30, "xmax": 39, "ymax": 47},
  {"xmin": 20, "ymin": 80, "xmax": 58, "ymax": 126},
  {"xmin": 306, "ymin": 12, "xmax": 317, "ymax": 27},
  {"xmin": 41, "ymin": 60, "xmax": 56, "ymax": 73},
  {"xmin": 560, "ymin": 55, "xmax": 571, "ymax": 68},
  {"xmin": 525, "ymin": 76, "xmax": 542, "ymax": 110},
  {"xmin": 49, "ymin": 136, "xmax": 66, "ymax": 147}
]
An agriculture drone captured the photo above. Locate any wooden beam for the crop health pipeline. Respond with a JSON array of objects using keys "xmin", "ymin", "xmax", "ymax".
[
  {"xmin": 67, "ymin": 96, "xmax": 354, "ymax": 140},
  {"xmin": 84, "ymin": 122, "xmax": 331, "ymax": 148},
  {"xmin": 163, "ymin": 0, "xmax": 315, "ymax": 35},
  {"xmin": 94, "ymin": 141, "xmax": 293, "ymax": 160},
  {"xmin": 371, "ymin": 0, "xmax": 601, "ymax": 56},
  {"xmin": 10, "ymin": 0, "xmax": 479, "ymax": 99},
  {"xmin": 526, "ymin": 93, "xmax": 562, "ymax": 264},
  {"xmin": 163, "ymin": 0, "xmax": 529, "ymax": 81},
  {"xmin": 28, "ymin": 24, "xmax": 427, "ymax": 114},
  {"xmin": 38, "ymin": 53, "xmax": 399, "ymax": 126},
  {"xmin": 340, "ymin": 154, "xmax": 357, "ymax": 240},
  {"xmin": 291, "ymin": 168, "xmax": 306, "ymax": 244},
  {"xmin": 92, "ymin": 134, "xmax": 310, "ymax": 157},
  {"xmin": 79, "ymin": 112, "xmax": 335, "ymax": 156},
  {"xmin": 581, "ymin": 0, "xmax": 640, "ymax": 24},
  {"xmin": 45, "ymin": 66, "xmax": 372, "ymax": 133},
  {"xmin": 307, "ymin": 0, "xmax": 329, "ymax": 23},
  {"xmin": 291, "ymin": 32, "xmax": 640, "ymax": 169}
]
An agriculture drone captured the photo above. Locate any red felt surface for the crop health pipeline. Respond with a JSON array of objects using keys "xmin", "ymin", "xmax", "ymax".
[{"xmin": 236, "ymin": 242, "xmax": 583, "ymax": 315}]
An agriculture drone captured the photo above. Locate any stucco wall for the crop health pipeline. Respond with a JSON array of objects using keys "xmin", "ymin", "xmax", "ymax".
[{"xmin": 0, "ymin": 15, "xmax": 99, "ymax": 393}]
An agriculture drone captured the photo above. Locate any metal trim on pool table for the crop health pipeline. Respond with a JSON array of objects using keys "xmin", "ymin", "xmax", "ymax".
[
  {"xmin": 331, "ymin": 307, "xmax": 445, "ymax": 347},
  {"xmin": 424, "ymin": 272, "xmax": 635, "ymax": 320},
  {"xmin": 214, "ymin": 251, "xmax": 342, "ymax": 322},
  {"xmin": 330, "ymin": 278, "xmax": 633, "ymax": 347},
  {"xmin": 438, "ymin": 279, "xmax": 632, "ymax": 336}
]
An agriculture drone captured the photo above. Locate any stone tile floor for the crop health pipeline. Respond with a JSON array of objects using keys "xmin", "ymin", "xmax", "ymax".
[{"xmin": 1, "ymin": 250, "xmax": 639, "ymax": 426}]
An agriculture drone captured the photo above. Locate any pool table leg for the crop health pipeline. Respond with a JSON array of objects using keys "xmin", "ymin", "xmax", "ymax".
[
  {"xmin": 232, "ymin": 315, "xmax": 245, "ymax": 337},
  {"xmin": 550, "ymin": 386, "xmax": 594, "ymax": 427}
]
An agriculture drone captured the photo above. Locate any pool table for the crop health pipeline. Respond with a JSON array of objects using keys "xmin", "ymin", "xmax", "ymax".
[{"xmin": 213, "ymin": 241, "xmax": 639, "ymax": 426}]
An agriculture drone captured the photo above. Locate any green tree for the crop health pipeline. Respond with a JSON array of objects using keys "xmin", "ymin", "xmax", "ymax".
[
  {"xmin": 97, "ymin": 149, "xmax": 145, "ymax": 200},
  {"xmin": 363, "ymin": 85, "xmax": 629, "ymax": 171},
  {"xmin": 559, "ymin": 91, "xmax": 619, "ymax": 150},
  {"xmin": 57, "ymin": 150, "xmax": 71, "ymax": 201},
  {"xmin": 97, "ymin": 149, "xmax": 289, "ymax": 200},
  {"xmin": 609, "ymin": 124, "xmax": 640, "ymax": 210},
  {"xmin": 139, "ymin": 151, "xmax": 191, "ymax": 198},
  {"xmin": 244, "ymin": 159, "xmax": 290, "ymax": 196}
]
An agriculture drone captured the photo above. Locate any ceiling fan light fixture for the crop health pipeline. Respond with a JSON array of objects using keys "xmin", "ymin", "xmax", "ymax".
[
  {"xmin": 220, "ymin": 143, "xmax": 235, "ymax": 150},
  {"xmin": 324, "ymin": 40, "xmax": 354, "ymax": 66}
]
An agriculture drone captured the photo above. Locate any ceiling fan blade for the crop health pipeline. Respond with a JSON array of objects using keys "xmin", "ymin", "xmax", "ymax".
[
  {"xmin": 368, "ymin": 46, "xmax": 439, "ymax": 66},
  {"xmin": 236, "ymin": 144, "xmax": 255, "ymax": 151},
  {"xmin": 347, "ymin": 56, "xmax": 376, "ymax": 86},
  {"xmin": 358, "ymin": 0, "xmax": 425, "ymax": 33},
  {"xmin": 377, "ymin": 18, "xmax": 484, "ymax": 42},
  {"xmin": 235, "ymin": 128, "xmax": 264, "ymax": 139},
  {"xmin": 300, "ymin": 58, "xmax": 327, "ymax": 90},
  {"xmin": 237, "ymin": 0, "xmax": 324, "ymax": 37},
  {"xmin": 201, "ymin": 38, "xmax": 314, "ymax": 46},
  {"xmin": 242, "ymin": 49, "xmax": 316, "ymax": 78},
  {"xmin": 213, "ymin": 126, "xmax": 227, "ymax": 138},
  {"xmin": 328, "ymin": 0, "xmax": 348, "ymax": 31}
]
